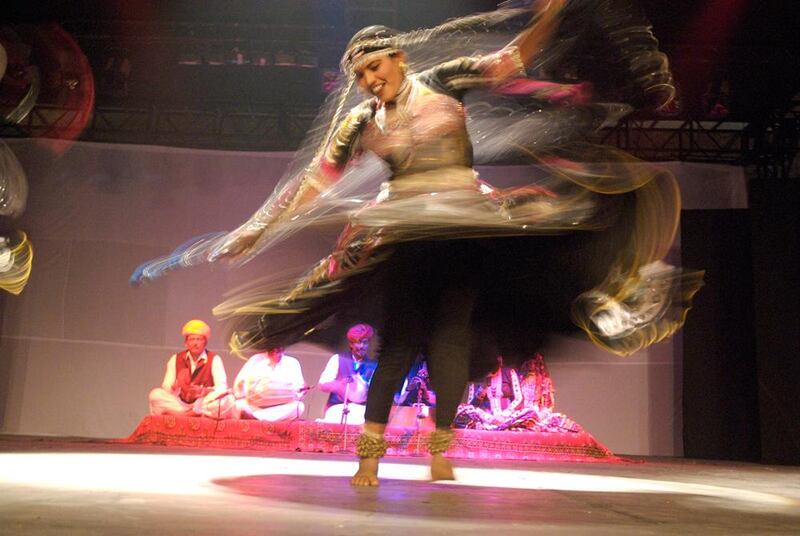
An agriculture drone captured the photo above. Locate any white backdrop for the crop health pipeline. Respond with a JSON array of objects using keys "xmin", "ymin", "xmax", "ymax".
[{"xmin": 0, "ymin": 138, "xmax": 747, "ymax": 455}]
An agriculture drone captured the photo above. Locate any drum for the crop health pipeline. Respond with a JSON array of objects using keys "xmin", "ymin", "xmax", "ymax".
[
  {"xmin": 343, "ymin": 373, "xmax": 370, "ymax": 404},
  {"xmin": 321, "ymin": 403, "xmax": 367, "ymax": 424},
  {"xmin": 246, "ymin": 378, "xmax": 296, "ymax": 408}
]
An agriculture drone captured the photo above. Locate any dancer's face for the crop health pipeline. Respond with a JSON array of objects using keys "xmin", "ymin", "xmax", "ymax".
[{"xmin": 355, "ymin": 52, "xmax": 406, "ymax": 104}]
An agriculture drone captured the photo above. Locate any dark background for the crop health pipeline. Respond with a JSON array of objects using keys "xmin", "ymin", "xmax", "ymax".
[{"xmin": 4, "ymin": 0, "xmax": 798, "ymax": 120}]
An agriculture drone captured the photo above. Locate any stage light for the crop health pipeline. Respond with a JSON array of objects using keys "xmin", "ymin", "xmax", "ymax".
[{"xmin": 0, "ymin": 452, "xmax": 796, "ymax": 513}]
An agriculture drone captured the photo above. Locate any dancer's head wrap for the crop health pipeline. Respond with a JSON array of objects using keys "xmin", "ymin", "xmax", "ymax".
[{"xmin": 341, "ymin": 25, "xmax": 402, "ymax": 76}]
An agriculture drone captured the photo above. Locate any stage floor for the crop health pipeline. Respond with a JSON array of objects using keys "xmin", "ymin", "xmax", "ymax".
[{"xmin": 1, "ymin": 435, "xmax": 798, "ymax": 535}]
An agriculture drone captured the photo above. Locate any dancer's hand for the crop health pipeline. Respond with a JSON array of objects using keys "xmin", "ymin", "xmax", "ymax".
[{"xmin": 209, "ymin": 228, "xmax": 262, "ymax": 262}]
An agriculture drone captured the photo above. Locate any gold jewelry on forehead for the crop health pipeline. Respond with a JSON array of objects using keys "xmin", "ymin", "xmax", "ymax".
[{"xmin": 343, "ymin": 46, "xmax": 402, "ymax": 75}]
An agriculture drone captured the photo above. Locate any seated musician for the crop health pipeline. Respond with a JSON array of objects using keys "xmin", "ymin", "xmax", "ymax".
[
  {"xmin": 395, "ymin": 355, "xmax": 436, "ymax": 408},
  {"xmin": 317, "ymin": 323, "xmax": 377, "ymax": 424},
  {"xmin": 233, "ymin": 347, "xmax": 307, "ymax": 422},
  {"xmin": 148, "ymin": 320, "xmax": 235, "ymax": 419}
]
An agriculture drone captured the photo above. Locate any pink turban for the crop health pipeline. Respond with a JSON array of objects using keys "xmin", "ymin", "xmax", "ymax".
[{"xmin": 347, "ymin": 323, "xmax": 374, "ymax": 342}]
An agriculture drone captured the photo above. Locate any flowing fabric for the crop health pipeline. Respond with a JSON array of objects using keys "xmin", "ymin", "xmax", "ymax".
[
  {"xmin": 133, "ymin": 1, "xmax": 703, "ymax": 371},
  {"xmin": 0, "ymin": 230, "xmax": 33, "ymax": 296}
]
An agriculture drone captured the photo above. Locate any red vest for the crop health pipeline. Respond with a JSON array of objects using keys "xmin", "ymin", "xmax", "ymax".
[{"xmin": 175, "ymin": 350, "xmax": 217, "ymax": 402}]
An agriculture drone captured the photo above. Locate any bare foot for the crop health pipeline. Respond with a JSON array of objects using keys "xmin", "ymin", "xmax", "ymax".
[
  {"xmin": 430, "ymin": 453, "xmax": 455, "ymax": 481},
  {"xmin": 351, "ymin": 457, "xmax": 379, "ymax": 486}
]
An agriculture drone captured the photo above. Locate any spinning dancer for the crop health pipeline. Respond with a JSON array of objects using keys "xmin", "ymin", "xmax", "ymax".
[{"xmin": 137, "ymin": 0, "xmax": 702, "ymax": 485}]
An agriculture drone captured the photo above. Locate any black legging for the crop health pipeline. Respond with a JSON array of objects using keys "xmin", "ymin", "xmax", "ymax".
[
  {"xmin": 364, "ymin": 239, "xmax": 482, "ymax": 429},
  {"xmin": 363, "ymin": 193, "xmax": 638, "ymax": 428}
]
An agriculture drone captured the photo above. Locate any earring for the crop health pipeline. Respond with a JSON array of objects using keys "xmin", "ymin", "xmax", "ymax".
[{"xmin": 400, "ymin": 62, "xmax": 408, "ymax": 75}]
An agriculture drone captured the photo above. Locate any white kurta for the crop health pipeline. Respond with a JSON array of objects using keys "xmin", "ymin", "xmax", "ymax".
[{"xmin": 233, "ymin": 353, "xmax": 305, "ymax": 422}]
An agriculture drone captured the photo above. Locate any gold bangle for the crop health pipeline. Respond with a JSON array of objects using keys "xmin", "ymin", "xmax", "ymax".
[
  {"xmin": 502, "ymin": 45, "xmax": 525, "ymax": 77},
  {"xmin": 427, "ymin": 428, "xmax": 455, "ymax": 455},
  {"xmin": 355, "ymin": 431, "xmax": 389, "ymax": 459}
]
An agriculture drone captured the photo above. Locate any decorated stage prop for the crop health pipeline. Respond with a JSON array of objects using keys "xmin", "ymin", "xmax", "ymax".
[{"xmin": 455, "ymin": 354, "xmax": 585, "ymax": 433}]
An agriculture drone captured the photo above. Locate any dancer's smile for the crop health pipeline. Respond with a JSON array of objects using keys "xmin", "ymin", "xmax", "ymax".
[{"xmin": 355, "ymin": 53, "xmax": 406, "ymax": 103}]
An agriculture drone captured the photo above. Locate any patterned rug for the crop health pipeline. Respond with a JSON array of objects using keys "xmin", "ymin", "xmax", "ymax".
[{"xmin": 119, "ymin": 415, "xmax": 621, "ymax": 463}]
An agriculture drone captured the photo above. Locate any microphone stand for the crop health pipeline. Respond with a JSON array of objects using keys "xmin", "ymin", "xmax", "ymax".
[
  {"xmin": 414, "ymin": 385, "xmax": 424, "ymax": 455},
  {"xmin": 341, "ymin": 378, "xmax": 352, "ymax": 452},
  {"xmin": 295, "ymin": 385, "xmax": 312, "ymax": 421}
]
